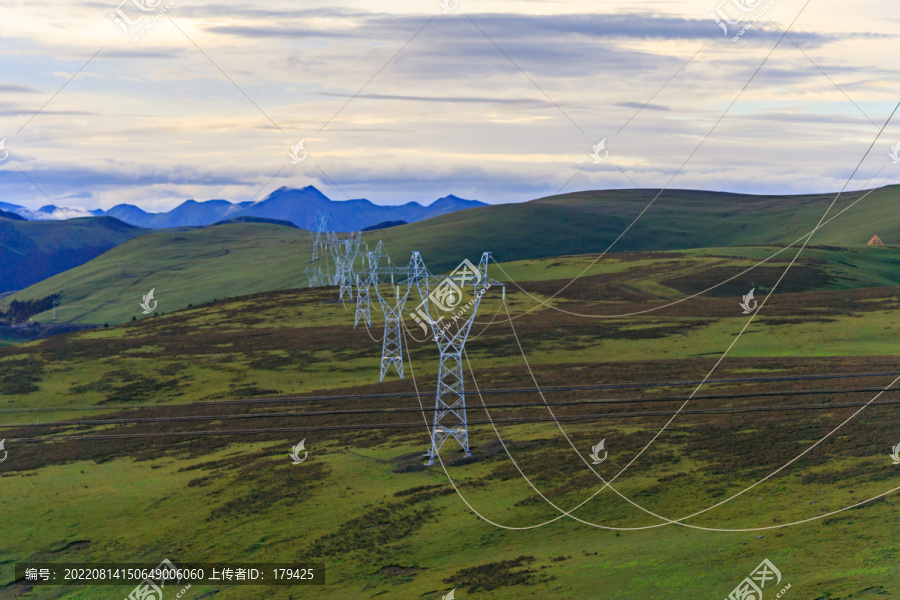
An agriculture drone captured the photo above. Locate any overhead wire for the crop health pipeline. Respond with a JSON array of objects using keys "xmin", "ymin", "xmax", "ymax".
[
  {"xmin": 4, "ymin": 370, "xmax": 900, "ymax": 415},
  {"xmin": 398, "ymin": 299, "xmax": 900, "ymax": 533},
  {"xmin": 443, "ymin": 90, "xmax": 900, "ymax": 530},
  {"xmin": 7, "ymin": 389, "xmax": 900, "ymax": 431},
  {"xmin": 477, "ymin": 164, "xmax": 898, "ymax": 324}
]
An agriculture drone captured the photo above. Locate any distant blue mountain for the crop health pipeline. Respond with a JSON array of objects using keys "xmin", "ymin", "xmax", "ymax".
[
  {"xmin": 230, "ymin": 186, "xmax": 484, "ymax": 231},
  {"xmin": 0, "ymin": 208, "xmax": 25, "ymax": 221},
  {"xmin": 104, "ymin": 203, "xmax": 152, "ymax": 225},
  {"xmin": 105, "ymin": 199, "xmax": 253, "ymax": 228},
  {"xmin": 3, "ymin": 186, "xmax": 485, "ymax": 231},
  {"xmin": 0, "ymin": 201, "xmax": 23, "ymax": 213}
]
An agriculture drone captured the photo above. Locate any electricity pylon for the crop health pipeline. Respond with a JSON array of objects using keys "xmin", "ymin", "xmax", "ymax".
[
  {"xmin": 306, "ymin": 266, "xmax": 327, "ymax": 288},
  {"xmin": 354, "ymin": 257, "xmax": 373, "ymax": 328},
  {"xmin": 410, "ymin": 252, "xmax": 502, "ymax": 465},
  {"xmin": 329, "ymin": 231, "xmax": 361, "ymax": 301},
  {"xmin": 375, "ymin": 283, "xmax": 410, "ymax": 381},
  {"xmin": 408, "ymin": 251, "xmax": 429, "ymax": 282},
  {"xmin": 310, "ymin": 211, "xmax": 331, "ymax": 262},
  {"xmin": 368, "ymin": 251, "xmax": 425, "ymax": 380}
]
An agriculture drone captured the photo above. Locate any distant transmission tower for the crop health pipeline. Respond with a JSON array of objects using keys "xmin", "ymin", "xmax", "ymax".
[
  {"xmin": 305, "ymin": 265, "xmax": 327, "ymax": 288},
  {"xmin": 354, "ymin": 241, "xmax": 383, "ymax": 327},
  {"xmin": 408, "ymin": 251, "xmax": 429, "ymax": 283},
  {"xmin": 376, "ymin": 284, "xmax": 410, "ymax": 380},
  {"xmin": 370, "ymin": 251, "xmax": 423, "ymax": 380},
  {"xmin": 329, "ymin": 231, "xmax": 361, "ymax": 301},
  {"xmin": 354, "ymin": 258, "xmax": 373, "ymax": 329},
  {"xmin": 412, "ymin": 252, "xmax": 502, "ymax": 465},
  {"xmin": 310, "ymin": 211, "xmax": 331, "ymax": 262}
]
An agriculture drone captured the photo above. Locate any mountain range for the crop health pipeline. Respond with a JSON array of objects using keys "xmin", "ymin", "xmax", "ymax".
[{"xmin": 0, "ymin": 186, "xmax": 485, "ymax": 231}]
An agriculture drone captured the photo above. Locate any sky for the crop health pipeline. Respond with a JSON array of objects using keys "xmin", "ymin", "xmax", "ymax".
[{"xmin": 1, "ymin": 0, "xmax": 899, "ymax": 213}]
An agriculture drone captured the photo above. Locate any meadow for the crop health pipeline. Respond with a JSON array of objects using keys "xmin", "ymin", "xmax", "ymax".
[{"xmin": 2, "ymin": 247, "xmax": 900, "ymax": 599}]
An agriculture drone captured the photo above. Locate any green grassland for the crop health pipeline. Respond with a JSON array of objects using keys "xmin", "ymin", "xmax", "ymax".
[
  {"xmin": 6, "ymin": 184, "xmax": 900, "ymax": 327},
  {"xmin": 0, "ymin": 223, "xmax": 313, "ymax": 326},
  {"xmin": 2, "ymin": 249, "xmax": 900, "ymax": 599}
]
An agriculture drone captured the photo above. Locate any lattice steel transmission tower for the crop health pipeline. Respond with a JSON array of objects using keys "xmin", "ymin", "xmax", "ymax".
[
  {"xmin": 329, "ymin": 231, "xmax": 361, "ymax": 301},
  {"xmin": 354, "ymin": 258, "xmax": 373, "ymax": 329},
  {"xmin": 366, "ymin": 251, "xmax": 425, "ymax": 380},
  {"xmin": 409, "ymin": 252, "xmax": 502, "ymax": 465},
  {"xmin": 309, "ymin": 211, "xmax": 332, "ymax": 262},
  {"xmin": 375, "ymin": 283, "xmax": 410, "ymax": 381},
  {"xmin": 306, "ymin": 265, "xmax": 327, "ymax": 288},
  {"xmin": 353, "ymin": 241, "xmax": 387, "ymax": 327}
]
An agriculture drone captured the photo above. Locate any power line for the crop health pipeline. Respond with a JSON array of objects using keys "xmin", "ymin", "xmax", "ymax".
[
  {"xmin": 12, "ymin": 400, "xmax": 900, "ymax": 442},
  {"xmin": 4, "ymin": 370, "xmax": 899, "ymax": 415},
  {"xmin": 3, "ymin": 384, "xmax": 899, "ymax": 428}
]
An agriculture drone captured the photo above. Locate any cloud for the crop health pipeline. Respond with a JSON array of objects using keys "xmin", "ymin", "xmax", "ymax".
[
  {"xmin": 0, "ymin": 84, "xmax": 42, "ymax": 93},
  {"xmin": 203, "ymin": 9, "xmax": 839, "ymax": 47},
  {"xmin": 0, "ymin": 0, "xmax": 896, "ymax": 214},
  {"xmin": 316, "ymin": 91, "xmax": 547, "ymax": 106},
  {"xmin": 0, "ymin": 108, "xmax": 97, "ymax": 117},
  {"xmin": 616, "ymin": 101, "xmax": 670, "ymax": 112}
]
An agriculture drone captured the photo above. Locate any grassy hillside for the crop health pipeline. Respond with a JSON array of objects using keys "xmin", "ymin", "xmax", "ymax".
[
  {"xmin": 6, "ymin": 185, "xmax": 900, "ymax": 326},
  {"xmin": 1, "ymin": 222, "xmax": 310, "ymax": 326},
  {"xmin": 370, "ymin": 184, "xmax": 900, "ymax": 272},
  {"xmin": 0, "ymin": 215, "xmax": 146, "ymax": 294},
  {"xmin": 1, "ymin": 253, "xmax": 900, "ymax": 599}
]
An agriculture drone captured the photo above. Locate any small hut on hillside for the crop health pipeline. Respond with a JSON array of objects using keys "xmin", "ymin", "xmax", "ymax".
[{"xmin": 867, "ymin": 235, "xmax": 884, "ymax": 246}]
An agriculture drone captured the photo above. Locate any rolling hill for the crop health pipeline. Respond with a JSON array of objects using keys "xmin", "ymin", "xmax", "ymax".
[
  {"xmin": 6, "ymin": 182, "xmax": 896, "ymax": 300},
  {"xmin": 5, "ymin": 184, "xmax": 900, "ymax": 325},
  {"xmin": 0, "ymin": 215, "xmax": 146, "ymax": 294},
  {"xmin": 0, "ymin": 209, "xmax": 25, "ymax": 221},
  {"xmin": 372, "ymin": 185, "xmax": 900, "ymax": 273},
  {"xmin": 0, "ymin": 222, "xmax": 309, "ymax": 325}
]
